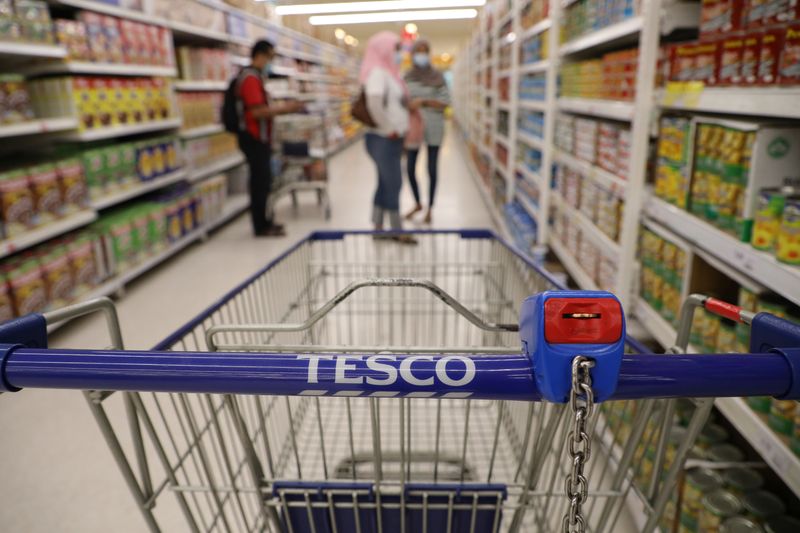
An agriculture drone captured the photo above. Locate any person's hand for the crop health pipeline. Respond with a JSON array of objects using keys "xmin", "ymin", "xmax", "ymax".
[
  {"xmin": 409, "ymin": 98, "xmax": 424, "ymax": 110},
  {"xmin": 286, "ymin": 100, "xmax": 306, "ymax": 113}
]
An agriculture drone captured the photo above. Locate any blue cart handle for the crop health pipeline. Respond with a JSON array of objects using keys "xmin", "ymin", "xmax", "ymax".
[{"xmin": 1, "ymin": 345, "xmax": 799, "ymax": 401}]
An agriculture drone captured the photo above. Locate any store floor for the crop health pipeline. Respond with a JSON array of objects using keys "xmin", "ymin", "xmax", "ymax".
[{"xmin": 0, "ymin": 128, "xmax": 638, "ymax": 533}]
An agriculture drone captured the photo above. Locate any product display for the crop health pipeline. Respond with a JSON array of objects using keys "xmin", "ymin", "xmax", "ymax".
[
  {"xmin": 560, "ymin": 48, "xmax": 638, "ymax": 100},
  {"xmin": 176, "ymin": 46, "xmax": 231, "ymax": 81},
  {"xmin": 520, "ymin": 29, "xmax": 548, "ymax": 64},
  {"xmin": 0, "ymin": 0, "xmax": 54, "ymax": 44},
  {"xmin": 178, "ymin": 92, "xmax": 222, "ymax": 130},
  {"xmin": 0, "ymin": 74, "xmax": 34, "ymax": 124},
  {"xmin": 183, "ymin": 131, "xmax": 239, "ymax": 169},
  {"xmin": 640, "ymin": 226, "xmax": 688, "ymax": 325},
  {"xmin": 562, "ymin": 0, "xmax": 639, "ymax": 43},
  {"xmin": 519, "ymin": 72, "xmax": 546, "ymax": 100}
]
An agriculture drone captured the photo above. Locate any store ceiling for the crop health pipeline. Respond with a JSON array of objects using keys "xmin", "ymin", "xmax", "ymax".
[{"xmin": 273, "ymin": 0, "xmax": 480, "ymax": 55}]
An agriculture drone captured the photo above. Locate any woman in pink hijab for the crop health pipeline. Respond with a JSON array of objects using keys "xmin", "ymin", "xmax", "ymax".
[{"xmin": 360, "ymin": 31, "xmax": 415, "ymax": 244}]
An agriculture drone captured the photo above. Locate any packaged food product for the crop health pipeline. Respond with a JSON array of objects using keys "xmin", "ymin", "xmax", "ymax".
[
  {"xmin": 741, "ymin": 490, "xmax": 786, "ymax": 522},
  {"xmin": 758, "ymin": 27, "xmax": 784, "ymax": 85},
  {"xmin": 67, "ymin": 234, "xmax": 97, "ymax": 294},
  {"xmin": 6, "ymin": 258, "xmax": 46, "ymax": 315},
  {"xmin": 0, "ymin": 274, "xmax": 15, "ymax": 322},
  {"xmin": 699, "ymin": 490, "xmax": 743, "ymax": 532},
  {"xmin": 0, "ymin": 168, "xmax": 36, "ymax": 235},
  {"xmin": 752, "ymin": 187, "xmax": 785, "ymax": 250},
  {"xmin": 682, "ymin": 468, "xmax": 724, "ymax": 532},
  {"xmin": 81, "ymin": 148, "xmax": 107, "ymax": 197},
  {"xmin": 39, "ymin": 244, "xmax": 75, "ymax": 307},
  {"xmin": 106, "ymin": 215, "xmax": 135, "ymax": 272},
  {"xmin": 792, "ymin": 406, "xmax": 800, "ymax": 456},
  {"xmin": 778, "ymin": 24, "xmax": 800, "ymax": 85},
  {"xmin": 717, "ymin": 33, "xmax": 745, "ymax": 85},
  {"xmin": 776, "ymin": 196, "xmax": 800, "ymax": 264},
  {"xmin": 28, "ymin": 162, "xmax": 62, "ymax": 223},
  {"xmin": 55, "ymin": 157, "xmax": 87, "ymax": 211},
  {"xmin": 696, "ymin": 39, "xmax": 721, "ymax": 83},
  {"xmin": 723, "ymin": 467, "xmax": 764, "ymax": 496},
  {"xmin": 0, "ymin": 75, "xmax": 35, "ymax": 124},
  {"xmin": 741, "ymin": 31, "xmax": 761, "ymax": 84},
  {"xmin": 722, "ymin": 516, "xmax": 765, "ymax": 532}
]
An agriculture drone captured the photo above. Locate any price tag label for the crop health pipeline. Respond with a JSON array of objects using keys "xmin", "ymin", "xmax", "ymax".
[
  {"xmin": 663, "ymin": 81, "xmax": 705, "ymax": 108},
  {"xmin": 663, "ymin": 82, "xmax": 686, "ymax": 106},
  {"xmin": 683, "ymin": 81, "xmax": 705, "ymax": 108}
]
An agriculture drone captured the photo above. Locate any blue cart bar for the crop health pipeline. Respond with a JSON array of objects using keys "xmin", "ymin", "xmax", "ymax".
[{"xmin": 1, "ymin": 345, "xmax": 796, "ymax": 401}]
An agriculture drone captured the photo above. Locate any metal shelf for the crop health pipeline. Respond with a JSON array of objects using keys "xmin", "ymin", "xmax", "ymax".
[
  {"xmin": 559, "ymin": 17, "xmax": 643, "ymax": 56},
  {"xmin": 174, "ymin": 80, "xmax": 228, "ymax": 91},
  {"xmin": 548, "ymin": 237, "xmax": 599, "ymax": 291},
  {"xmin": 189, "ymin": 153, "xmax": 246, "ymax": 183},
  {"xmin": 557, "ymin": 97, "xmax": 635, "ymax": 122},
  {"xmin": 551, "ymin": 192, "xmax": 621, "ymax": 256},
  {"xmin": 64, "ymin": 118, "xmax": 182, "ymax": 142},
  {"xmin": 91, "ymin": 169, "xmax": 188, "ymax": 210},
  {"xmin": 519, "ymin": 99, "xmax": 547, "ymax": 111},
  {"xmin": 0, "ymin": 211, "xmax": 97, "ymax": 260},
  {"xmin": 51, "ymin": 0, "xmax": 169, "ymax": 26},
  {"xmin": 169, "ymin": 20, "xmax": 229, "ymax": 43},
  {"xmin": 645, "ymin": 196, "xmax": 800, "ymax": 308},
  {"xmin": 23, "ymin": 61, "xmax": 176, "ymax": 77},
  {"xmin": 517, "ymin": 131, "xmax": 544, "ymax": 151},
  {"xmin": 519, "ymin": 60, "xmax": 549, "ymax": 74},
  {"xmin": 180, "ymin": 124, "xmax": 224, "ymax": 139},
  {"xmin": 633, "ymin": 298, "xmax": 679, "ymax": 350},
  {"xmin": 515, "ymin": 192, "xmax": 539, "ymax": 221},
  {"xmin": 0, "ymin": 117, "xmax": 78, "ymax": 139},
  {"xmin": 553, "ymin": 149, "xmax": 627, "ymax": 198},
  {"xmin": 520, "ymin": 19, "xmax": 552, "ymax": 40},
  {"xmin": 0, "ymin": 41, "xmax": 66, "ymax": 59},
  {"xmin": 517, "ymin": 164, "xmax": 543, "ymax": 188},
  {"xmin": 496, "ymin": 133, "xmax": 511, "ymax": 149},
  {"xmin": 659, "ymin": 86, "xmax": 800, "ymax": 120}
]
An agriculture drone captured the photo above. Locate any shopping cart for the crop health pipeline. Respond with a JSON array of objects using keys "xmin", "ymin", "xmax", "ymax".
[
  {"xmin": 1, "ymin": 229, "xmax": 799, "ymax": 533},
  {"xmin": 270, "ymin": 111, "xmax": 332, "ymax": 220}
]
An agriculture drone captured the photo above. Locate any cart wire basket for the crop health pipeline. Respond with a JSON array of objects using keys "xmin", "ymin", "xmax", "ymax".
[{"xmin": 1, "ymin": 229, "xmax": 799, "ymax": 533}]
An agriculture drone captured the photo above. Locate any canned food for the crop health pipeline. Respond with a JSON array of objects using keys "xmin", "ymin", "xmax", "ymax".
[
  {"xmin": 752, "ymin": 187, "xmax": 785, "ymax": 250},
  {"xmin": 723, "ymin": 467, "xmax": 764, "ymax": 496},
  {"xmin": 708, "ymin": 442, "xmax": 746, "ymax": 463},
  {"xmin": 765, "ymin": 515, "xmax": 800, "ymax": 533},
  {"xmin": 716, "ymin": 319, "xmax": 739, "ymax": 352},
  {"xmin": 697, "ymin": 423, "xmax": 729, "ymax": 451},
  {"xmin": 747, "ymin": 396, "xmax": 773, "ymax": 413},
  {"xmin": 721, "ymin": 516, "xmax": 766, "ymax": 532},
  {"xmin": 741, "ymin": 490, "xmax": 787, "ymax": 521},
  {"xmin": 776, "ymin": 196, "xmax": 800, "ymax": 265},
  {"xmin": 768, "ymin": 399, "xmax": 798, "ymax": 436},
  {"xmin": 699, "ymin": 490, "xmax": 743, "ymax": 532},
  {"xmin": 682, "ymin": 468, "xmax": 724, "ymax": 531},
  {"xmin": 792, "ymin": 407, "xmax": 800, "ymax": 457}
]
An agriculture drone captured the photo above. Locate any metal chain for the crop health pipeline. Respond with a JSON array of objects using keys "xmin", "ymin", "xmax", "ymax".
[{"xmin": 562, "ymin": 356, "xmax": 596, "ymax": 533}]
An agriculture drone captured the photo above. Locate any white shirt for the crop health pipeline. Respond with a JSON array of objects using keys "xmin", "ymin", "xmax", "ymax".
[{"xmin": 365, "ymin": 68, "xmax": 408, "ymax": 137}]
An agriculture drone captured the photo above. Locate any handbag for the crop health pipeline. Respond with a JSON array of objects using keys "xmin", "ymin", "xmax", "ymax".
[
  {"xmin": 351, "ymin": 88, "xmax": 377, "ymax": 127},
  {"xmin": 405, "ymin": 108, "xmax": 425, "ymax": 149}
]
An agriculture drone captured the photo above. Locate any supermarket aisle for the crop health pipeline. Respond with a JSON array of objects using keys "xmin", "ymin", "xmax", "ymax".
[{"xmin": 0, "ymin": 126, "xmax": 493, "ymax": 533}]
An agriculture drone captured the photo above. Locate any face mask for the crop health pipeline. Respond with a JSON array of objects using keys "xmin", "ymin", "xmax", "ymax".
[
  {"xmin": 413, "ymin": 53, "xmax": 430, "ymax": 68},
  {"xmin": 394, "ymin": 51, "xmax": 403, "ymax": 65}
]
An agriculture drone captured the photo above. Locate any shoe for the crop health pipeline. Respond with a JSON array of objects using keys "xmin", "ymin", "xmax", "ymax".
[
  {"xmin": 423, "ymin": 210, "xmax": 432, "ymax": 224},
  {"xmin": 254, "ymin": 225, "xmax": 286, "ymax": 237},
  {"xmin": 392, "ymin": 234, "xmax": 418, "ymax": 245},
  {"xmin": 405, "ymin": 204, "xmax": 423, "ymax": 220}
]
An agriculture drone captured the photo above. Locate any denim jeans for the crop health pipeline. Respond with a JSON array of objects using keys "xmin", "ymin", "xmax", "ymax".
[{"xmin": 365, "ymin": 132, "xmax": 404, "ymax": 230}]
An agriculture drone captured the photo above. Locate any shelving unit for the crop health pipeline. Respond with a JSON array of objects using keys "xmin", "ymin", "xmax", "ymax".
[
  {"xmin": 174, "ymin": 80, "xmax": 228, "ymax": 91},
  {"xmin": 180, "ymin": 124, "xmax": 225, "ymax": 139},
  {"xmin": 63, "ymin": 118, "xmax": 182, "ymax": 142},
  {"xmin": 91, "ymin": 169, "xmax": 189, "ymax": 210},
  {"xmin": 0, "ymin": 211, "xmax": 98, "ymax": 260},
  {"xmin": 23, "ymin": 62, "xmax": 177, "ymax": 77},
  {"xmin": 455, "ymin": 0, "xmax": 800, "ymax": 520},
  {"xmin": 189, "ymin": 153, "xmax": 246, "ymax": 183},
  {"xmin": 0, "ymin": 41, "xmax": 67, "ymax": 59},
  {"xmin": 0, "ymin": 117, "xmax": 78, "ymax": 139}
]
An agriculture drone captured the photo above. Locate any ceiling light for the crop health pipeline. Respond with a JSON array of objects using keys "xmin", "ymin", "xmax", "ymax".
[
  {"xmin": 334, "ymin": 28, "xmax": 346, "ymax": 39},
  {"xmin": 309, "ymin": 9, "xmax": 478, "ymax": 25},
  {"xmin": 275, "ymin": 0, "xmax": 485, "ymax": 15},
  {"xmin": 404, "ymin": 23, "xmax": 418, "ymax": 34}
]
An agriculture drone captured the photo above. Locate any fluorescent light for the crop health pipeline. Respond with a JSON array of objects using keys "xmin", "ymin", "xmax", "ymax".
[
  {"xmin": 310, "ymin": 9, "xmax": 478, "ymax": 25},
  {"xmin": 275, "ymin": 0, "xmax": 485, "ymax": 15},
  {"xmin": 334, "ymin": 28, "xmax": 346, "ymax": 39}
]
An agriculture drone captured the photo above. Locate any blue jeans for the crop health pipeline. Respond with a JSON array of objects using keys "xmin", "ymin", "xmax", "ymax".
[{"xmin": 365, "ymin": 133, "xmax": 404, "ymax": 230}]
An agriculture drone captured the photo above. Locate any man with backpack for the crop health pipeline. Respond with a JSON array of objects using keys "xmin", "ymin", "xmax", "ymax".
[{"xmin": 223, "ymin": 40, "xmax": 305, "ymax": 237}]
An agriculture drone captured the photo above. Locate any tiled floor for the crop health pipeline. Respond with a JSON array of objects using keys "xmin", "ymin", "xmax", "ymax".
[{"xmin": 0, "ymin": 129, "xmax": 496, "ymax": 532}]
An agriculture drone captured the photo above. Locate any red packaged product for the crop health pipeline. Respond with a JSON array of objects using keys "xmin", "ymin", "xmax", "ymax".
[
  {"xmin": 746, "ymin": 0, "xmax": 769, "ymax": 27},
  {"xmin": 695, "ymin": 39, "xmax": 721, "ymax": 83},
  {"xmin": 764, "ymin": 0, "xmax": 794, "ymax": 25},
  {"xmin": 778, "ymin": 23, "xmax": 800, "ymax": 85},
  {"xmin": 701, "ymin": 0, "xmax": 747, "ymax": 36},
  {"xmin": 717, "ymin": 33, "xmax": 745, "ymax": 84},
  {"xmin": 758, "ymin": 26, "xmax": 785, "ymax": 84},
  {"xmin": 671, "ymin": 43, "xmax": 698, "ymax": 81},
  {"xmin": 741, "ymin": 31, "xmax": 761, "ymax": 84}
]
